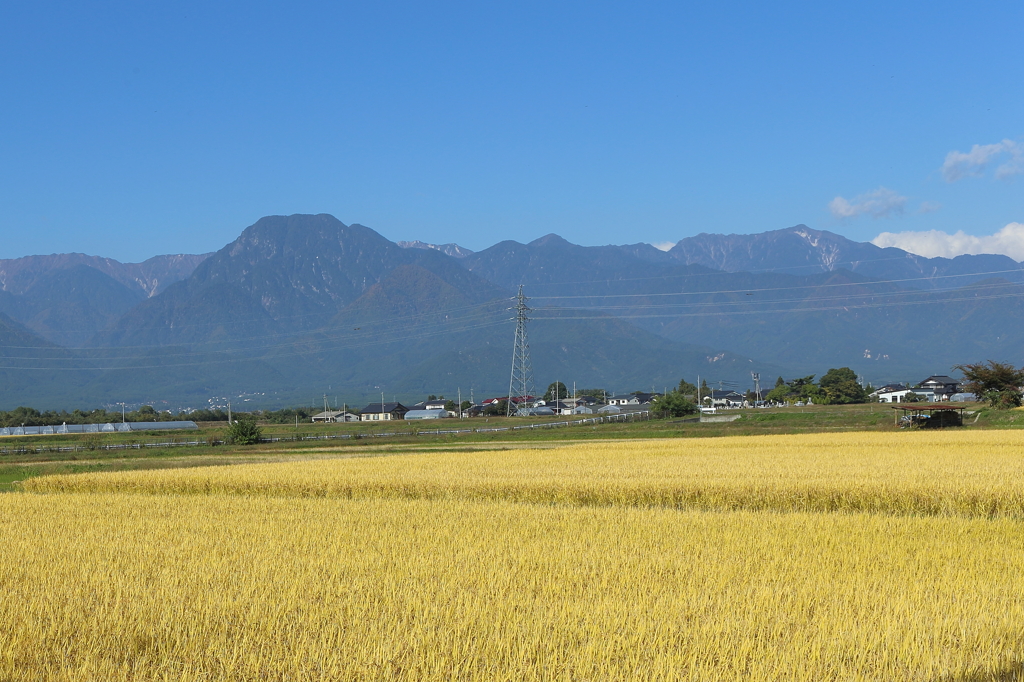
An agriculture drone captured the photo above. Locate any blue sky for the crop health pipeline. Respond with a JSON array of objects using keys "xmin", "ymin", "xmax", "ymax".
[{"xmin": 1, "ymin": 1, "xmax": 1021, "ymax": 262}]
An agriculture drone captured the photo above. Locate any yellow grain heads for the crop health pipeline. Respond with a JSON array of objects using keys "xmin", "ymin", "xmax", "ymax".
[
  {"xmin": 23, "ymin": 431, "xmax": 1024, "ymax": 518},
  {"xmin": 8, "ymin": 430, "xmax": 1024, "ymax": 679},
  {"xmin": 3, "ymin": 494, "xmax": 1024, "ymax": 680}
]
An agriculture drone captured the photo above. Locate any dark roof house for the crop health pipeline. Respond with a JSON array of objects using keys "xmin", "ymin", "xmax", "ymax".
[{"xmin": 359, "ymin": 402, "xmax": 409, "ymax": 421}]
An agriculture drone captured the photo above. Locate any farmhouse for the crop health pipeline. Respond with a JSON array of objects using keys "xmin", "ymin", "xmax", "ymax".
[
  {"xmin": 607, "ymin": 393, "xmax": 659, "ymax": 406},
  {"xmin": 705, "ymin": 390, "xmax": 745, "ymax": 408},
  {"xmin": 914, "ymin": 376, "xmax": 960, "ymax": 401},
  {"xmin": 409, "ymin": 399, "xmax": 448, "ymax": 411},
  {"xmin": 311, "ymin": 410, "xmax": 360, "ymax": 423},
  {"xmin": 359, "ymin": 402, "xmax": 408, "ymax": 421},
  {"xmin": 546, "ymin": 400, "xmax": 577, "ymax": 415},
  {"xmin": 871, "ymin": 384, "xmax": 913, "ymax": 403}
]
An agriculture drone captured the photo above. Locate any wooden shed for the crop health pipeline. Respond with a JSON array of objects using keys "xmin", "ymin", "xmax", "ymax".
[{"xmin": 891, "ymin": 404, "xmax": 965, "ymax": 428}]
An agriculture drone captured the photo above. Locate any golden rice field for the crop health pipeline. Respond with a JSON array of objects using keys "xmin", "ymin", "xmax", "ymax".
[
  {"xmin": 24, "ymin": 431, "xmax": 1024, "ymax": 518},
  {"xmin": 5, "ymin": 431, "xmax": 1024, "ymax": 680}
]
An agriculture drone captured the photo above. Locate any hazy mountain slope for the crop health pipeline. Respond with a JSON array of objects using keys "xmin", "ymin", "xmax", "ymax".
[
  {"xmin": 0, "ymin": 252, "xmax": 211, "ymax": 346},
  {"xmin": 669, "ymin": 225, "xmax": 1024, "ymax": 288},
  {"xmin": 393, "ymin": 308, "xmax": 784, "ymax": 398},
  {"xmin": 98, "ymin": 214, "xmax": 500, "ymax": 348},
  {"xmin": 264, "ymin": 266, "xmax": 788, "ymax": 399},
  {"xmin": 463, "ymin": 232, "xmax": 1024, "ymax": 382},
  {"xmin": 122, "ymin": 254, "xmax": 214, "ymax": 296},
  {"xmin": 0, "ymin": 265, "xmax": 144, "ymax": 346},
  {"xmin": 67, "ymin": 261, "xmax": 786, "ymax": 407},
  {"xmin": 462, "ymin": 233, "xmax": 679, "ymax": 291},
  {"xmin": 10, "ymin": 216, "xmax": 1024, "ymax": 408},
  {"xmin": 0, "ymin": 313, "xmax": 100, "ymax": 409},
  {"xmin": 646, "ymin": 273, "xmax": 1024, "ymax": 379},
  {"xmin": 0, "ymin": 252, "xmax": 210, "ymax": 297}
]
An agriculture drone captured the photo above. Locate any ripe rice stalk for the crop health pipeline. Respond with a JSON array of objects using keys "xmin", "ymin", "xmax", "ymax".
[
  {"xmin": 2, "ymin": 493, "xmax": 1024, "ymax": 680},
  {"xmin": 23, "ymin": 431, "xmax": 1024, "ymax": 519}
]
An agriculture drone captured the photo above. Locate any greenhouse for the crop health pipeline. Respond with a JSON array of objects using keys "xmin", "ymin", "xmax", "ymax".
[{"xmin": 0, "ymin": 421, "xmax": 199, "ymax": 437}]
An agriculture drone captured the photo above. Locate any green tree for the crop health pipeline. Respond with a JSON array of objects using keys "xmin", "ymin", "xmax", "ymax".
[
  {"xmin": 460, "ymin": 400, "xmax": 472, "ymax": 412},
  {"xmin": 819, "ymin": 367, "xmax": 867, "ymax": 404},
  {"xmin": 786, "ymin": 375, "xmax": 822, "ymax": 401},
  {"xmin": 135, "ymin": 405, "xmax": 158, "ymax": 419},
  {"xmin": 652, "ymin": 392, "xmax": 698, "ymax": 418},
  {"xmin": 444, "ymin": 399, "xmax": 457, "ymax": 413},
  {"xmin": 954, "ymin": 361, "xmax": 1024, "ymax": 408},
  {"xmin": 227, "ymin": 415, "xmax": 263, "ymax": 445},
  {"xmin": 575, "ymin": 388, "xmax": 606, "ymax": 399},
  {"xmin": 543, "ymin": 382, "xmax": 569, "ymax": 402},
  {"xmin": 774, "ymin": 376, "xmax": 785, "ymax": 388},
  {"xmin": 765, "ymin": 384, "xmax": 791, "ymax": 403},
  {"xmin": 677, "ymin": 378, "xmax": 697, "ymax": 396}
]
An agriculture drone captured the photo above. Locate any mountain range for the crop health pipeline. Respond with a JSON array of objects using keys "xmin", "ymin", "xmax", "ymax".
[{"xmin": 1, "ymin": 214, "xmax": 1021, "ymax": 409}]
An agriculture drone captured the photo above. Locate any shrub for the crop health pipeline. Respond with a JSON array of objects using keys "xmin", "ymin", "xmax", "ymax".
[{"xmin": 226, "ymin": 416, "xmax": 263, "ymax": 445}]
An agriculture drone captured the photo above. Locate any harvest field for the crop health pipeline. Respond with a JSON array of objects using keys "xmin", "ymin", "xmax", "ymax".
[{"xmin": 5, "ymin": 431, "xmax": 1024, "ymax": 680}]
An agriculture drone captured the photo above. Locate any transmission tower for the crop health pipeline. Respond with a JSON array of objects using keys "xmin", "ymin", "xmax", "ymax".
[
  {"xmin": 751, "ymin": 372, "xmax": 761, "ymax": 403},
  {"xmin": 507, "ymin": 285, "xmax": 535, "ymax": 417}
]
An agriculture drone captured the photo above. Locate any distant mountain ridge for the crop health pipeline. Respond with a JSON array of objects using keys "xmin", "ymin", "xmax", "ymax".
[
  {"xmin": 4, "ymin": 214, "xmax": 1024, "ymax": 409},
  {"xmin": 667, "ymin": 225, "xmax": 1024, "ymax": 289},
  {"xmin": 0, "ymin": 252, "xmax": 212, "ymax": 297},
  {"xmin": 98, "ymin": 214, "xmax": 502, "ymax": 348},
  {"xmin": 0, "ymin": 252, "xmax": 211, "ymax": 346},
  {"xmin": 397, "ymin": 240, "xmax": 474, "ymax": 259}
]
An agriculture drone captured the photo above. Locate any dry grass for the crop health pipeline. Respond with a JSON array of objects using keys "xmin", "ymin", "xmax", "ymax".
[{"xmin": 3, "ymin": 493, "xmax": 1024, "ymax": 681}]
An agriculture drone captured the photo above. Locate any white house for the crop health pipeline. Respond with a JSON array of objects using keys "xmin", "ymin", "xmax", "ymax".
[{"xmin": 311, "ymin": 410, "xmax": 360, "ymax": 422}]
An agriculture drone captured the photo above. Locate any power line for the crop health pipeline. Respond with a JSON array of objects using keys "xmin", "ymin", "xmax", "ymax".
[{"xmin": 528, "ymin": 268, "xmax": 1024, "ymax": 300}]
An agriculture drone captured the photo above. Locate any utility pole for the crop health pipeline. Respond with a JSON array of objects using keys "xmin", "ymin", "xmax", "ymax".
[
  {"xmin": 458, "ymin": 388, "xmax": 462, "ymax": 418},
  {"xmin": 507, "ymin": 285, "xmax": 535, "ymax": 417},
  {"xmin": 227, "ymin": 401, "xmax": 232, "ymax": 425},
  {"xmin": 381, "ymin": 391, "xmax": 385, "ymax": 422},
  {"xmin": 323, "ymin": 394, "xmax": 329, "ymax": 420}
]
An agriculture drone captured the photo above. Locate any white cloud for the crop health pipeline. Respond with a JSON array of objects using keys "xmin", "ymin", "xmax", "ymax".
[
  {"xmin": 871, "ymin": 222, "xmax": 1024, "ymax": 261},
  {"xmin": 941, "ymin": 139, "xmax": 1022, "ymax": 182},
  {"xmin": 917, "ymin": 201, "xmax": 942, "ymax": 214},
  {"xmin": 829, "ymin": 187, "xmax": 907, "ymax": 220},
  {"xmin": 650, "ymin": 241, "xmax": 676, "ymax": 251}
]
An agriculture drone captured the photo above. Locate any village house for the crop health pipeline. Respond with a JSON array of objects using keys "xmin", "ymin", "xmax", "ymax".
[
  {"xmin": 870, "ymin": 383, "xmax": 913, "ymax": 403},
  {"xmin": 914, "ymin": 375, "xmax": 960, "ymax": 401},
  {"xmin": 705, "ymin": 390, "xmax": 745, "ymax": 408},
  {"xmin": 310, "ymin": 410, "xmax": 360, "ymax": 423},
  {"xmin": 358, "ymin": 402, "xmax": 409, "ymax": 421},
  {"xmin": 606, "ymin": 392, "xmax": 659, "ymax": 406}
]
